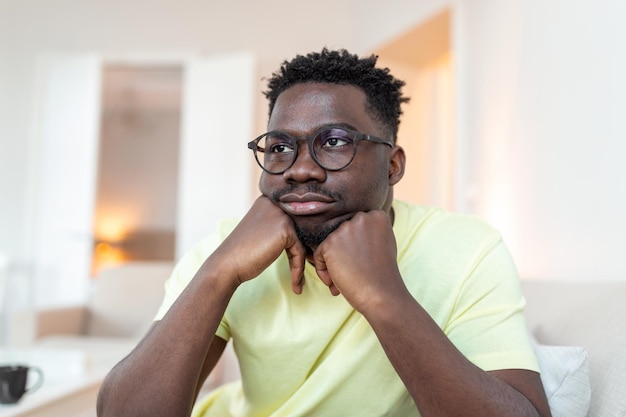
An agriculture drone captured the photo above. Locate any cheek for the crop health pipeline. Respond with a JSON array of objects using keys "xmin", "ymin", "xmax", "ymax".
[
  {"xmin": 346, "ymin": 159, "xmax": 391, "ymax": 208},
  {"xmin": 366, "ymin": 170, "xmax": 392, "ymax": 206},
  {"xmin": 258, "ymin": 172, "xmax": 275, "ymax": 197}
]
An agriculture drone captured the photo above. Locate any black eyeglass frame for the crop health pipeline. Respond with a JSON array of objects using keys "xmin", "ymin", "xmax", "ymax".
[{"xmin": 247, "ymin": 126, "xmax": 394, "ymax": 174}]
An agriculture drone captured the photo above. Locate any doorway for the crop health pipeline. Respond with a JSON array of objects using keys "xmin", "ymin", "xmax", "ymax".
[
  {"xmin": 27, "ymin": 51, "xmax": 261, "ymax": 308},
  {"xmin": 92, "ymin": 65, "xmax": 182, "ymax": 274}
]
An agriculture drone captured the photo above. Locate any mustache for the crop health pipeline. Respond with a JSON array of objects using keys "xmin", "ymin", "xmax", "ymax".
[{"xmin": 268, "ymin": 184, "xmax": 342, "ymax": 203}]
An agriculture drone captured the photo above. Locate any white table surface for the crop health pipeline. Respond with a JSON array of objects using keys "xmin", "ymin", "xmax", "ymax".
[{"xmin": 0, "ymin": 347, "xmax": 123, "ymax": 417}]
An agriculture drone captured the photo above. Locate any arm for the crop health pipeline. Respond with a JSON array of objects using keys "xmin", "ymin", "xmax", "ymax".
[
  {"xmin": 312, "ymin": 210, "xmax": 551, "ymax": 417},
  {"xmin": 97, "ymin": 197, "xmax": 306, "ymax": 417},
  {"xmin": 96, "ymin": 277, "xmax": 233, "ymax": 417},
  {"xmin": 367, "ymin": 288, "xmax": 551, "ymax": 416}
]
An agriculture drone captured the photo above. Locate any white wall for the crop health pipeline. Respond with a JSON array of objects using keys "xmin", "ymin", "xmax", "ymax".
[
  {"xmin": 356, "ymin": 0, "xmax": 626, "ymax": 281},
  {"xmin": 453, "ymin": 0, "xmax": 626, "ymax": 280},
  {"xmin": 176, "ymin": 53, "xmax": 256, "ymax": 258},
  {"xmin": 355, "ymin": 0, "xmax": 450, "ymax": 52},
  {"xmin": 29, "ymin": 54, "xmax": 102, "ymax": 307}
]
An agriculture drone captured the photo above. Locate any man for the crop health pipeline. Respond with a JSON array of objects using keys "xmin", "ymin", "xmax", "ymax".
[{"xmin": 97, "ymin": 49, "xmax": 551, "ymax": 416}]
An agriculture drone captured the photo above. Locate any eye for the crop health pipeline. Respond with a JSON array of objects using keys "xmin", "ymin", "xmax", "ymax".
[
  {"xmin": 270, "ymin": 143, "xmax": 294, "ymax": 153},
  {"xmin": 323, "ymin": 136, "xmax": 350, "ymax": 148},
  {"xmin": 264, "ymin": 134, "xmax": 295, "ymax": 154},
  {"xmin": 319, "ymin": 129, "xmax": 353, "ymax": 149}
]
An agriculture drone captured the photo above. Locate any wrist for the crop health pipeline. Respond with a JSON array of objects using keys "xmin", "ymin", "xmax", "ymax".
[
  {"xmin": 359, "ymin": 283, "xmax": 415, "ymax": 326},
  {"xmin": 196, "ymin": 254, "xmax": 242, "ymax": 295}
]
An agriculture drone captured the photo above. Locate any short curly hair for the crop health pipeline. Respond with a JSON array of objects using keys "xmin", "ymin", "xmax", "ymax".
[{"xmin": 264, "ymin": 48, "xmax": 409, "ymax": 142}]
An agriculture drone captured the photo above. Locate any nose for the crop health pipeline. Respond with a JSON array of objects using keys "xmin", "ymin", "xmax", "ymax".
[{"xmin": 282, "ymin": 140, "xmax": 327, "ymax": 183}]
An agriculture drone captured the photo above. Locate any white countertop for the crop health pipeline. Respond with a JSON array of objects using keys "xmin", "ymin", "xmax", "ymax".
[{"xmin": 0, "ymin": 344, "xmax": 132, "ymax": 417}]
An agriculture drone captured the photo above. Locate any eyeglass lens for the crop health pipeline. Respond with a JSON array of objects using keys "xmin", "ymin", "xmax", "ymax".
[{"xmin": 257, "ymin": 128, "xmax": 356, "ymax": 173}]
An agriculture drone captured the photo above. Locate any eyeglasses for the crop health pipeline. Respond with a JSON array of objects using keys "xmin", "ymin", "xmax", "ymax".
[{"xmin": 248, "ymin": 126, "xmax": 393, "ymax": 174}]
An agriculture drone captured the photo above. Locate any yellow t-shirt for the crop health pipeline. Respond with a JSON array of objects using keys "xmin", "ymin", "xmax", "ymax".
[{"xmin": 155, "ymin": 200, "xmax": 539, "ymax": 417}]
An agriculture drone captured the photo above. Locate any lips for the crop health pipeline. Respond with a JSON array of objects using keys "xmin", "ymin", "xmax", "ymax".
[{"xmin": 278, "ymin": 192, "xmax": 335, "ymax": 215}]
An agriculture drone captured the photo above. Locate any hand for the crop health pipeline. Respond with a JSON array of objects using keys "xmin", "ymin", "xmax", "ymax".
[
  {"xmin": 311, "ymin": 210, "xmax": 407, "ymax": 313},
  {"xmin": 207, "ymin": 196, "xmax": 307, "ymax": 293}
]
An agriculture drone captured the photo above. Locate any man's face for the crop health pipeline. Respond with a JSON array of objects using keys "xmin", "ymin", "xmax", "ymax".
[{"xmin": 259, "ymin": 82, "xmax": 404, "ymax": 250}]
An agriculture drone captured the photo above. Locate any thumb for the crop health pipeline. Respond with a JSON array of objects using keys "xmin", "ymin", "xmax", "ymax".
[
  {"xmin": 286, "ymin": 236, "xmax": 306, "ymax": 294},
  {"xmin": 313, "ymin": 250, "xmax": 341, "ymax": 296}
]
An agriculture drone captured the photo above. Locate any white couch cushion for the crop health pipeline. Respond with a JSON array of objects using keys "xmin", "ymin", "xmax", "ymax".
[
  {"xmin": 522, "ymin": 280, "xmax": 626, "ymax": 416},
  {"xmin": 87, "ymin": 261, "xmax": 173, "ymax": 337},
  {"xmin": 532, "ymin": 340, "xmax": 590, "ymax": 417}
]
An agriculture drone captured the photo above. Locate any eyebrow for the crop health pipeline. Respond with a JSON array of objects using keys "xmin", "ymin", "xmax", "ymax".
[{"xmin": 271, "ymin": 122, "xmax": 362, "ymax": 138}]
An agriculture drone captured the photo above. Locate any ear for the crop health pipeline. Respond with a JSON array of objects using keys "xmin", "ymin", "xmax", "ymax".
[{"xmin": 388, "ymin": 145, "xmax": 406, "ymax": 186}]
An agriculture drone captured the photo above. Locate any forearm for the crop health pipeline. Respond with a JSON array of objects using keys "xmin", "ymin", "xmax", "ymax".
[
  {"xmin": 364, "ymin": 290, "xmax": 542, "ymax": 417},
  {"xmin": 97, "ymin": 262, "xmax": 238, "ymax": 417}
]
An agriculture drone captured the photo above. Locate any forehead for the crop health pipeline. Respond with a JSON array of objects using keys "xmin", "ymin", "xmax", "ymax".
[{"xmin": 268, "ymin": 82, "xmax": 381, "ymax": 135}]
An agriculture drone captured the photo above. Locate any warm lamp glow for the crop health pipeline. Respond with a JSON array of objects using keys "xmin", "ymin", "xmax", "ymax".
[
  {"xmin": 92, "ymin": 240, "xmax": 127, "ymax": 276},
  {"xmin": 95, "ymin": 217, "xmax": 128, "ymax": 242},
  {"xmin": 92, "ymin": 216, "xmax": 131, "ymax": 276},
  {"xmin": 95, "ymin": 242, "xmax": 115, "ymax": 258}
]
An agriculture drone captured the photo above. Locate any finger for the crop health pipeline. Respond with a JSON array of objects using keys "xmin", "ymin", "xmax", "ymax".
[
  {"xmin": 313, "ymin": 253, "xmax": 330, "ymax": 285},
  {"xmin": 312, "ymin": 249, "xmax": 337, "ymax": 292},
  {"xmin": 293, "ymin": 271, "xmax": 305, "ymax": 294},
  {"xmin": 286, "ymin": 237, "xmax": 307, "ymax": 294}
]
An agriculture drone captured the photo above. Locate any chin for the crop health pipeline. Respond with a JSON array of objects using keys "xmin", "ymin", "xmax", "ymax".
[{"xmin": 293, "ymin": 219, "xmax": 342, "ymax": 250}]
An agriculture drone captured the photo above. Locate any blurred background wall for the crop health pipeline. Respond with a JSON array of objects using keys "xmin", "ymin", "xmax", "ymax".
[{"xmin": 0, "ymin": 0, "xmax": 625, "ymax": 311}]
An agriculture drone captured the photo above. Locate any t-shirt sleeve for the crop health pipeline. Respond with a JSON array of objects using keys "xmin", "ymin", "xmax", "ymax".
[
  {"xmin": 443, "ymin": 234, "xmax": 539, "ymax": 373},
  {"xmin": 153, "ymin": 233, "xmax": 221, "ymax": 321},
  {"xmin": 153, "ymin": 220, "xmax": 239, "ymax": 343}
]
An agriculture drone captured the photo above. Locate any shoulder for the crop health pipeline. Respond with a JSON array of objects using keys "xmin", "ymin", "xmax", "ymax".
[
  {"xmin": 392, "ymin": 200, "xmax": 501, "ymax": 248},
  {"xmin": 168, "ymin": 217, "xmax": 242, "ymax": 284},
  {"xmin": 392, "ymin": 200, "xmax": 512, "ymax": 293}
]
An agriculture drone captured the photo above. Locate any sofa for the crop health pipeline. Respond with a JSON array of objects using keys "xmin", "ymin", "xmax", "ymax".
[
  {"xmin": 521, "ymin": 280, "xmax": 626, "ymax": 417},
  {"xmin": 9, "ymin": 262, "xmax": 174, "ymax": 365},
  {"xmin": 14, "ymin": 263, "xmax": 626, "ymax": 416}
]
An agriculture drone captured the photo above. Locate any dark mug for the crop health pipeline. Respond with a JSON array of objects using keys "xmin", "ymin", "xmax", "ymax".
[{"xmin": 0, "ymin": 365, "xmax": 44, "ymax": 404}]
